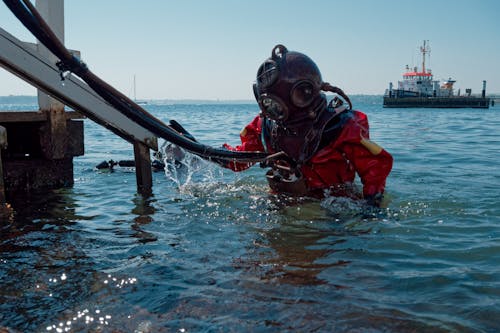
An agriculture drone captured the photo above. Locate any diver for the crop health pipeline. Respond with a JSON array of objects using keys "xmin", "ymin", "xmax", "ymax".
[{"xmin": 222, "ymin": 45, "xmax": 393, "ymax": 207}]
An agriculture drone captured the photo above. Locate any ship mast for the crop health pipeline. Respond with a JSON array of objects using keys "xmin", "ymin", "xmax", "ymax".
[{"xmin": 420, "ymin": 40, "xmax": 430, "ymax": 74}]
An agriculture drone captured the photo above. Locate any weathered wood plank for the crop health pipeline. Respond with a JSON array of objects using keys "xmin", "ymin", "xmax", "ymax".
[{"xmin": 0, "ymin": 111, "xmax": 84, "ymax": 123}]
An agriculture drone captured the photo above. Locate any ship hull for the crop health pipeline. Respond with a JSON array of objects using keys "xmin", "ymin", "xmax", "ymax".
[{"xmin": 383, "ymin": 96, "xmax": 490, "ymax": 108}]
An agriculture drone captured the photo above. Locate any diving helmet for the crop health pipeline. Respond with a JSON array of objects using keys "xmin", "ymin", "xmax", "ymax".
[
  {"xmin": 253, "ymin": 44, "xmax": 325, "ymax": 125},
  {"xmin": 254, "ymin": 44, "xmax": 352, "ymax": 163}
]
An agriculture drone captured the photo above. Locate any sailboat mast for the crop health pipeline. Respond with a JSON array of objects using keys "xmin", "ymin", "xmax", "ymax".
[{"xmin": 133, "ymin": 74, "xmax": 137, "ymax": 101}]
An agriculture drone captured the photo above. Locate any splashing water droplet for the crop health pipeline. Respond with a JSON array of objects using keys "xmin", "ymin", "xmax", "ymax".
[{"xmin": 159, "ymin": 142, "xmax": 225, "ymax": 194}]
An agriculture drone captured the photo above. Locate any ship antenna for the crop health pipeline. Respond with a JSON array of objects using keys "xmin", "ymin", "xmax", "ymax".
[{"xmin": 420, "ymin": 40, "xmax": 430, "ymax": 74}]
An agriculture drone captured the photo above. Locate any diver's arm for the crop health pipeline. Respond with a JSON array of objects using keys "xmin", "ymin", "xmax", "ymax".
[
  {"xmin": 344, "ymin": 141, "xmax": 393, "ymax": 205},
  {"xmin": 222, "ymin": 116, "xmax": 265, "ymax": 171},
  {"xmin": 339, "ymin": 112, "xmax": 393, "ymax": 206}
]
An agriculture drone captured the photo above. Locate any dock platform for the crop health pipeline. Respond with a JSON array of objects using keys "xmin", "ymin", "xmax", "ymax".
[{"xmin": 0, "ymin": 110, "xmax": 84, "ymax": 193}]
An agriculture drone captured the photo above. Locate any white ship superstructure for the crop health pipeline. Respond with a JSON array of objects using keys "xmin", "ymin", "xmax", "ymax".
[{"xmin": 383, "ymin": 41, "xmax": 489, "ymax": 108}]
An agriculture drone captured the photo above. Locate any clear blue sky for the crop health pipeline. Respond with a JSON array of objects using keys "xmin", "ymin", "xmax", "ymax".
[{"xmin": 1, "ymin": 0, "xmax": 499, "ymax": 99}]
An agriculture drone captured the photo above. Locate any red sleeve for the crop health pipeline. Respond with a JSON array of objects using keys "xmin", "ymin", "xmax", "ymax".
[
  {"xmin": 339, "ymin": 111, "xmax": 393, "ymax": 197},
  {"xmin": 344, "ymin": 145, "xmax": 393, "ymax": 196},
  {"xmin": 222, "ymin": 115, "xmax": 265, "ymax": 171}
]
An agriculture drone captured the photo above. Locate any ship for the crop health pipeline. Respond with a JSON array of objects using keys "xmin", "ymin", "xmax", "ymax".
[{"xmin": 383, "ymin": 41, "xmax": 490, "ymax": 108}]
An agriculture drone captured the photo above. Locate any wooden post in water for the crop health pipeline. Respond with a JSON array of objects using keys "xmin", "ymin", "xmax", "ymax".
[
  {"xmin": 37, "ymin": 0, "xmax": 153, "ymax": 195},
  {"xmin": 134, "ymin": 141, "xmax": 153, "ymax": 196},
  {"xmin": 1, "ymin": 0, "xmax": 155, "ymax": 195},
  {"xmin": 0, "ymin": 126, "xmax": 6, "ymax": 204}
]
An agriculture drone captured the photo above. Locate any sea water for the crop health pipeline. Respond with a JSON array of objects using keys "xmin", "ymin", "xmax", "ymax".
[{"xmin": 0, "ymin": 97, "xmax": 499, "ymax": 332}]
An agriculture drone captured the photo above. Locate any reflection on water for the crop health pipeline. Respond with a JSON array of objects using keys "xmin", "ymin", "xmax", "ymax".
[
  {"xmin": 0, "ymin": 190, "xmax": 96, "ymax": 332},
  {"xmin": 248, "ymin": 221, "xmax": 350, "ymax": 286},
  {"xmin": 1, "ymin": 103, "xmax": 499, "ymax": 332},
  {"xmin": 237, "ymin": 197, "xmax": 373, "ymax": 286},
  {"xmin": 130, "ymin": 195, "xmax": 158, "ymax": 243},
  {"xmin": 0, "ymin": 162, "xmax": 483, "ymax": 331},
  {"xmin": 0, "ymin": 189, "xmax": 156, "ymax": 332}
]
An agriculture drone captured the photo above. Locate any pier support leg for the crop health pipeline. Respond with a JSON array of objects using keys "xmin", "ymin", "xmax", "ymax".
[
  {"xmin": 0, "ymin": 126, "xmax": 6, "ymax": 205},
  {"xmin": 133, "ymin": 141, "xmax": 152, "ymax": 196},
  {"xmin": 40, "ymin": 108, "xmax": 67, "ymax": 159},
  {"xmin": 0, "ymin": 157, "xmax": 4, "ymax": 205}
]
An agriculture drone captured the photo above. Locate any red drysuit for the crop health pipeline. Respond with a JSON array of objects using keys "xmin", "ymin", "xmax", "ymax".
[{"xmin": 223, "ymin": 110, "xmax": 393, "ymax": 200}]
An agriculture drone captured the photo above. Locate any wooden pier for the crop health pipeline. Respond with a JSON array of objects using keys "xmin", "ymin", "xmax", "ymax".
[
  {"xmin": 0, "ymin": 109, "xmax": 84, "ymax": 193},
  {"xmin": 0, "ymin": 0, "xmax": 157, "ymax": 203}
]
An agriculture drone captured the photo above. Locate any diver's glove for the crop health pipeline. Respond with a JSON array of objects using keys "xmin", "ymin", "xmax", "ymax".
[{"xmin": 364, "ymin": 192, "xmax": 384, "ymax": 207}]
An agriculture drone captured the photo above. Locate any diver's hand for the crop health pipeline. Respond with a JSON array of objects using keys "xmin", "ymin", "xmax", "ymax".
[{"xmin": 365, "ymin": 192, "xmax": 384, "ymax": 207}]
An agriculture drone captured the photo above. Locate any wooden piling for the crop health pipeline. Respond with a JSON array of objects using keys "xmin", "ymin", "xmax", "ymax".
[
  {"xmin": 1, "ymin": 0, "xmax": 158, "ymax": 197},
  {"xmin": 0, "ymin": 126, "xmax": 6, "ymax": 204},
  {"xmin": 0, "ymin": 111, "xmax": 84, "ymax": 193},
  {"xmin": 133, "ymin": 141, "xmax": 153, "ymax": 196}
]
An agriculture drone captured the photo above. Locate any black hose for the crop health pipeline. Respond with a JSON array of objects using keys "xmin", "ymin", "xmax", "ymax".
[{"xmin": 3, "ymin": 0, "xmax": 270, "ymax": 163}]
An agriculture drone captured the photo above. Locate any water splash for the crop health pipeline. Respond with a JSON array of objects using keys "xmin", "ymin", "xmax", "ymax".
[{"xmin": 159, "ymin": 143, "xmax": 226, "ymax": 194}]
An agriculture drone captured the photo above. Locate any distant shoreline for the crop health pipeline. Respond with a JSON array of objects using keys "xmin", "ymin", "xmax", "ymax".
[
  {"xmin": 0, "ymin": 94, "xmax": 385, "ymax": 105},
  {"xmin": 3, "ymin": 94, "xmax": 498, "ymax": 108}
]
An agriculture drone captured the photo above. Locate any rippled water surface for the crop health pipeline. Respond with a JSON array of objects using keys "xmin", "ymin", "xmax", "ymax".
[{"xmin": 1, "ymin": 98, "xmax": 499, "ymax": 332}]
